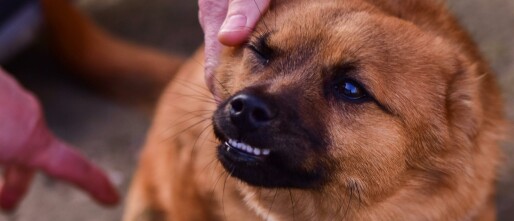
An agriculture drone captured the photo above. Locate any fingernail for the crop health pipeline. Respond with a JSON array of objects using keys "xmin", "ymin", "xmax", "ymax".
[{"xmin": 220, "ymin": 14, "xmax": 248, "ymax": 33}]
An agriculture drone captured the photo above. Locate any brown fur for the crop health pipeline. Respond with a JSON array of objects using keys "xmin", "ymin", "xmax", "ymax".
[
  {"xmin": 120, "ymin": 0, "xmax": 506, "ymax": 220},
  {"xmin": 40, "ymin": 0, "xmax": 505, "ymax": 220}
]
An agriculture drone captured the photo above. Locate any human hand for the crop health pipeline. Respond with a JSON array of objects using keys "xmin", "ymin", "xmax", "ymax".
[
  {"xmin": 0, "ymin": 68, "xmax": 118, "ymax": 211},
  {"xmin": 199, "ymin": 0, "xmax": 270, "ymax": 99}
]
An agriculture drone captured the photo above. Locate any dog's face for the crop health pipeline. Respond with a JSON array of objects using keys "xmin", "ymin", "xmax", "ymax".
[{"xmin": 212, "ymin": 0, "xmax": 469, "ymax": 201}]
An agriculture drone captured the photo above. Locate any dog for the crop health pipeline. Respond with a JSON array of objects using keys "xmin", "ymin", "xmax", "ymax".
[
  {"xmin": 118, "ymin": 0, "xmax": 506, "ymax": 220},
  {"xmin": 109, "ymin": 0, "xmax": 504, "ymax": 220}
]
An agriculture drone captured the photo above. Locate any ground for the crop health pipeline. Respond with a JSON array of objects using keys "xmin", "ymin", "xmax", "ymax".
[{"xmin": 0, "ymin": 0, "xmax": 513, "ymax": 220}]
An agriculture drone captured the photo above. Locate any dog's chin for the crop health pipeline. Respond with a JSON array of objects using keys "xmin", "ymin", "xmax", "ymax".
[{"xmin": 213, "ymin": 127, "xmax": 325, "ymax": 189}]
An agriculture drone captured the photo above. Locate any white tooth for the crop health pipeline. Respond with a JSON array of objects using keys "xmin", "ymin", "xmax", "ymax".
[
  {"xmin": 246, "ymin": 146, "xmax": 254, "ymax": 153},
  {"xmin": 262, "ymin": 149, "xmax": 271, "ymax": 155},
  {"xmin": 237, "ymin": 143, "xmax": 244, "ymax": 149},
  {"xmin": 253, "ymin": 148, "xmax": 261, "ymax": 155},
  {"xmin": 229, "ymin": 140, "xmax": 236, "ymax": 147}
]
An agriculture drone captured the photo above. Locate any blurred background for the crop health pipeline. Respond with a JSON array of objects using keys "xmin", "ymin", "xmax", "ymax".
[{"xmin": 0, "ymin": 0, "xmax": 512, "ymax": 220}]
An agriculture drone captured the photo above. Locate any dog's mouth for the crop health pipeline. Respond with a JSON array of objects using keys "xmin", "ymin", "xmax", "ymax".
[
  {"xmin": 215, "ymin": 129, "xmax": 323, "ymax": 189},
  {"xmin": 223, "ymin": 139, "xmax": 271, "ymax": 162},
  {"xmin": 213, "ymin": 128, "xmax": 275, "ymax": 170}
]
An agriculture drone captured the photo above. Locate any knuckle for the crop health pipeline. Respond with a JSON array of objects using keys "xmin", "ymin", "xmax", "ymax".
[
  {"xmin": 198, "ymin": 0, "xmax": 225, "ymax": 13},
  {"xmin": 198, "ymin": 0, "xmax": 229, "ymax": 29}
]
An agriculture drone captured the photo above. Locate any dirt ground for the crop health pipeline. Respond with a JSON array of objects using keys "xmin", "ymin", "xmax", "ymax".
[{"xmin": 1, "ymin": 0, "xmax": 513, "ymax": 220}]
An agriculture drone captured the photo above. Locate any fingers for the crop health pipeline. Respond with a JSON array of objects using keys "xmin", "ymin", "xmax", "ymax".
[
  {"xmin": 199, "ymin": 0, "xmax": 229, "ymax": 96},
  {"xmin": 198, "ymin": 0, "xmax": 228, "ymax": 33},
  {"xmin": 32, "ymin": 138, "xmax": 119, "ymax": 205},
  {"xmin": 0, "ymin": 166, "xmax": 35, "ymax": 211},
  {"xmin": 218, "ymin": 0, "xmax": 271, "ymax": 46}
]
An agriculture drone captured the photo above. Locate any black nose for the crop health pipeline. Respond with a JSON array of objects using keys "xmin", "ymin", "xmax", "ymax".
[{"xmin": 229, "ymin": 93, "xmax": 277, "ymax": 131}]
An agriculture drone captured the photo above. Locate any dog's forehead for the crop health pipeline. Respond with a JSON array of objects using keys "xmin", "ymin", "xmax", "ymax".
[
  {"xmin": 259, "ymin": 4, "xmax": 445, "ymax": 80},
  {"xmin": 263, "ymin": 2, "xmax": 365, "ymax": 51},
  {"xmin": 263, "ymin": 3, "xmax": 427, "ymax": 64}
]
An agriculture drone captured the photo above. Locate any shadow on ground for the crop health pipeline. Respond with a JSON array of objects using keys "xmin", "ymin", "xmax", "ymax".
[{"xmin": 0, "ymin": 0, "xmax": 512, "ymax": 220}]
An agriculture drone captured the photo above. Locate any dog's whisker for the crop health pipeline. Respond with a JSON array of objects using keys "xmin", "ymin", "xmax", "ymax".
[
  {"xmin": 172, "ymin": 109, "xmax": 213, "ymax": 119},
  {"xmin": 210, "ymin": 167, "xmax": 227, "ymax": 197},
  {"xmin": 189, "ymin": 57, "xmax": 206, "ymax": 70},
  {"xmin": 161, "ymin": 118, "xmax": 211, "ymax": 143},
  {"xmin": 163, "ymin": 114, "xmax": 211, "ymax": 134},
  {"xmin": 212, "ymin": 74, "xmax": 232, "ymax": 98},
  {"xmin": 165, "ymin": 87, "xmax": 217, "ymax": 102},
  {"xmin": 170, "ymin": 79, "xmax": 217, "ymax": 100},
  {"xmin": 201, "ymin": 157, "xmax": 221, "ymax": 178},
  {"xmin": 170, "ymin": 108, "xmax": 215, "ymax": 119},
  {"xmin": 265, "ymin": 189, "xmax": 279, "ymax": 221},
  {"xmin": 174, "ymin": 113, "xmax": 212, "ymax": 127},
  {"xmin": 187, "ymin": 58, "xmax": 232, "ymax": 99},
  {"xmin": 168, "ymin": 93, "xmax": 217, "ymax": 104},
  {"xmin": 288, "ymin": 189, "xmax": 296, "ymax": 221},
  {"xmin": 187, "ymin": 57, "xmax": 233, "ymax": 99},
  {"xmin": 222, "ymin": 167, "xmax": 235, "ymax": 221},
  {"xmin": 252, "ymin": 0, "xmax": 271, "ymax": 33},
  {"xmin": 172, "ymin": 78, "xmax": 211, "ymax": 90},
  {"xmin": 190, "ymin": 123, "xmax": 214, "ymax": 157},
  {"xmin": 206, "ymin": 139, "xmax": 221, "ymax": 144},
  {"xmin": 222, "ymin": 174, "xmax": 231, "ymax": 212},
  {"xmin": 161, "ymin": 92, "xmax": 217, "ymax": 106}
]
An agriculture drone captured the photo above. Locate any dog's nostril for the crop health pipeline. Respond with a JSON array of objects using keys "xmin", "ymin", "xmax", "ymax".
[
  {"xmin": 230, "ymin": 98, "xmax": 244, "ymax": 113},
  {"xmin": 252, "ymin": 108, "xmax": 271, "ymax": 122}
]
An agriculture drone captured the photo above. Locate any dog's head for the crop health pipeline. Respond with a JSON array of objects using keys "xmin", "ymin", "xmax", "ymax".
[{"xmin": 211, "ymin": 0, "xmax": 501, "ymax": 211}]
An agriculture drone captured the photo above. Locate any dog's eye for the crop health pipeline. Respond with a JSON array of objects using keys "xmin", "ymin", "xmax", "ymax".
[
  {"xmin": 247, "ymin": 33, "xmax": 274, "ymax": 65},
  {"xmin": 247, "ymin": 44, "xmax": 272, "ymax": 65},
  {"xmin": 333, "ymin": 79, "xmax": 368, "ymax": 101}
]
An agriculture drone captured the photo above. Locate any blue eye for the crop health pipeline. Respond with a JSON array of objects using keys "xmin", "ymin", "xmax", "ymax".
[{"xmin": 333, "ymin": 79, "xmax": 368, "ymax": 101}]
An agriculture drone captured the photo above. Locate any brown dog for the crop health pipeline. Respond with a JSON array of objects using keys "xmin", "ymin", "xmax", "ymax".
[
  {"xmin": 123, "ymin": 0, "xmax": 506, "ymax": 220},
  {"xmin": 125, "ymin": 0, "xmax": 503, "ymax": 220},
  {"xmin": 38, "ymin": 0, "xmax": 503, "ymax": 220}
]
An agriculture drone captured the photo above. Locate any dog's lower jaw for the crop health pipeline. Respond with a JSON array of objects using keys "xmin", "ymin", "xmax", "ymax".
[{"xmin": 233, "ymin": 164, "xmax": 497, "ymax": 221}]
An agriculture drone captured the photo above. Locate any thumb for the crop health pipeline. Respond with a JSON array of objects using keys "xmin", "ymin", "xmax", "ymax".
[
  {"xmin": 218, "ymin": 0, "xmax": 271, "ymax": 45},
  {"xmin": 31, "ymin": 138, "xmax": 119, "ymax": 205}
]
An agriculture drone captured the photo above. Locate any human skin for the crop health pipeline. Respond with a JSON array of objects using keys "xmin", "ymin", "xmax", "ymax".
[
  {"xmin": 0, "ymin": 68, "xmax": 118, "ymax": 211},
  {"xmin": 198, "ymin": 0, "xmax": 270, "ymax": 99}
]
